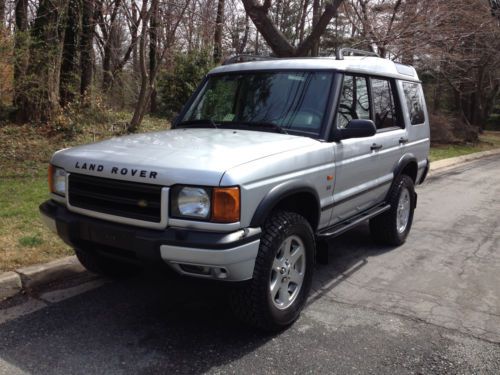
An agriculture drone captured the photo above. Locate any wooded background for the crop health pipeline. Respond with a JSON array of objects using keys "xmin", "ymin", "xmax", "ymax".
[{"xmin": 0, "ymin": 0, "xmax": 499, "ymax": 141}]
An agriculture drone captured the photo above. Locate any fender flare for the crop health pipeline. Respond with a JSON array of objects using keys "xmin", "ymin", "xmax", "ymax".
[
  {"xmin": 394, "ymin": 154, "xmax": 418, "ymax": 183},
  {"xmin": 249, "ymin": 180, "xmax": 321, "ymax": 228}
]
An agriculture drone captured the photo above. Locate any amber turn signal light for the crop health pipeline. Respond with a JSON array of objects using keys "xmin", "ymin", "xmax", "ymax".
[{"xmin": 212, "ymin": 187, "xmax": 240, "ymax": 223}]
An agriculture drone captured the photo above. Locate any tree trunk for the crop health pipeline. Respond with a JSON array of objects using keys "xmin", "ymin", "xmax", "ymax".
[
  {"xmin": 241, "ymin": 0, "xmax": 344, "ymax": 57},
  {"xmin": 238, "ymin": 15, "xmax": 250, "ymax": 54},
  {"xmin": 0, "ymin": 0, "xmax": 5, "ymax": 26},
  {"xmin": 311, "ymin": 0, "xmax": 320, "ymax": 56},
  {"xmin": 13, "ymin": 0, "xmax": 28, "ymax": 110},
  {"xmin": 213, "ymin": 0, "xmax": 225, "ymax": 62},
  {"xmin": 80, "ymin": 0, "xmax": 95, "ymax": 99},
  {"xmin": 149, "ymin": 0, "xmax": 158, "ymax": 113},
  {"xmin": 298, "ymin": 0, "xmax": 309, "ymax": 43},
  {"xmin": 17, "ymin": 0, "xmax": 69, "ymax": 122},
  {"xmin": 254, "ymin": 30, "xmax": 259, "ymax": 54},
  {"xmin": 132, "ymin": 5, "xmax": 139, "ymax": 74},
  {"xmin": 101, "ymin": 0, "xmax": 122, "ymax": 92},
  {"xmin": 60, "ymin": 0, "xmax": 81, "ymax": 106},
  {"xmin": 129, "ymin": 0, "xmax": 150, "ymax": 132}
]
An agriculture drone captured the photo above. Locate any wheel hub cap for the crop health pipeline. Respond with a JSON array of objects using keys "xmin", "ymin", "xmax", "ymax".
[
  {"xmin": 396, "ymin": 188, "xmax": 411, "ymax": 234},
  {"xmin": 269, "ymin": 235, "xmax": 306, "ymax": 310}
]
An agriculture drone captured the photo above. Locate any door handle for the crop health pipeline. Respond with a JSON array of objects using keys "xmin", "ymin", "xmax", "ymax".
[
  {"xmin": 371, "ymin": 143, "xmax": 383, "ymax": 151},
  {"xmin": 399, "ymin": 137, "xmax": 409, "ymax": 145}
]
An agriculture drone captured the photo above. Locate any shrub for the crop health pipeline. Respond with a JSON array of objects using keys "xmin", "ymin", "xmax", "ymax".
[
  {"xmin": 157, "ymin": 50, "xmax": 214, "ymax": 119},
  {"xmin": 429, "ymin": 112, "xmax": 479, "ymax": 145}
]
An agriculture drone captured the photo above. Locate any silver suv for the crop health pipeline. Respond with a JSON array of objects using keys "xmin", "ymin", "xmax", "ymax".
[{"xmin": 40, "ymin": 49, "xmax": 430, "ymax": 331}]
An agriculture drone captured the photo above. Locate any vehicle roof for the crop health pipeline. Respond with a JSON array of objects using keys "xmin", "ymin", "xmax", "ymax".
[{"xmin": 209, "ymin": 56, "xmax": 420, "ymax": 82}]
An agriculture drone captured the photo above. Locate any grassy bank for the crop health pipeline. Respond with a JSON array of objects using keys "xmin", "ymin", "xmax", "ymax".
[
  {"xmin": 1, "ymin": 117, "xmax": 499, "ymax": 271},
  {"xmin": 0, "ymin": 112, "xmax": 168, "ymax": 272},
  {"xmin": 429, "ymin": 131, "xmax": 500, "ymax": 161}
]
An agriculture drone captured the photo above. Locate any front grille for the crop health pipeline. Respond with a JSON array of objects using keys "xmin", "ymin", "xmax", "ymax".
[{"xmin": 68, "ymin": 173, "xmax": 163, "ymax": 223}]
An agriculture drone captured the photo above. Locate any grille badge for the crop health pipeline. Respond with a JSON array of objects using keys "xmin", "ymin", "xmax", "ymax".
[{"xmin": 137, "ymin": 199, "xmax": 148, "ymax": 208}]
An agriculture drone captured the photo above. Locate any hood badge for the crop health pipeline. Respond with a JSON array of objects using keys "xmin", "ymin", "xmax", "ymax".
[{"xmin": 74, "ymin": 161, "xmax": 158, "ymax": 179}]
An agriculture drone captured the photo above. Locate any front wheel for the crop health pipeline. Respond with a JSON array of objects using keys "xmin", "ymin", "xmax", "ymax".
[
  {"xmin": 230, "ymin": 211, "xmax": 315, "ymax": 332},
  {"xmin": 370, "ymin": 174, "xmax": 416, "ymax": 246}
]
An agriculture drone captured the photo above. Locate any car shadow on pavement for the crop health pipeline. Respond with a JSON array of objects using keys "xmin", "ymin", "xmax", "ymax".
[
  {"xmin": 309, "ymin": 222, "xmax": 398, "ymax": 307},
  {"xmin": 0, "ymin": 222, "xmax": 397, "ymax": 374}
]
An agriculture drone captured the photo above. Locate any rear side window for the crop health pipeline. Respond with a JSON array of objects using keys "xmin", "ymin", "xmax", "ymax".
[
  {"xmin": 371, "ymin": 78, "xmax": 399, "ymax": 130},
  {"xmin": 337, "ymin": 75, "xmax": 370, "ymax": 129},
  {"xmin": 403, "ymin": 82, "xmax": 426, "ymax": 125}
]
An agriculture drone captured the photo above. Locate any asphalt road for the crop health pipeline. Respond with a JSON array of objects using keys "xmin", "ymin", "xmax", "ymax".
[{"xmin": 1, "ymin": 155, "xmax": 500, "ymax": 374}]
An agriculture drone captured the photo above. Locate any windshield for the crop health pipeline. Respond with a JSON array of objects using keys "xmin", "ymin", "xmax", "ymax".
[{"xmin": 179, "ymin": 71, "xmax": 334, "ymax": 136}]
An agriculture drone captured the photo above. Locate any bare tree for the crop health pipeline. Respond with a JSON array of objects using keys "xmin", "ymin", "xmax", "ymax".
[
  {"xmin": 16, "ymin": 0, "xmax": 70, "ymax": 122},
  {"xmin": 129, "ymin": 0, "xmax": 191, "ymax": 131},
  {"xmin": 241, "ymin": 0, "xmax": 344, "ymax": 57},
  {"xmin": 60, "ymin": 0, "xmax": 81, "ymax": 106},
  {"xmin": 213, "ymin": 0, "xmax": 224, "ymax": 61},
  {"xmin": 13, "ymin": 0, "xmax": 28, "ymax": 110},
  {"xmin": 0, "ymin": 0, "xmax": 5, "ymax": 26},
  {"xmin": 149, "ymin": 0, "xmax": 159, "ymax": 112},
  {"xmin": 80, "ymin": 0, "xmax": 96, "ymax": 98}
]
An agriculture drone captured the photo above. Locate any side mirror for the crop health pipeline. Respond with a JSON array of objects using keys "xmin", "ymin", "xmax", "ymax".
[{"xmin": 339, "ymin": 119, "xmax": 376, "ymax": 139}]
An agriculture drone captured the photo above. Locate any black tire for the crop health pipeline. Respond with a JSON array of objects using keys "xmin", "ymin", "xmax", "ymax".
[
  {"xmin": 75, "ymin": 247, "xmax": 139, "ymax": 278},
  {"xmin": 230, "ymin": 211, "xmax": 315, "ymax": 332},
  {"xmin": 370, "ymin": 174, "xmax": 416, "ymax": 246}
]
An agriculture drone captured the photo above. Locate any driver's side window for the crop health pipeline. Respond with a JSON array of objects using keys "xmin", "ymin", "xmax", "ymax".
[{"xmin": 337, "ymin": 75, "xmax": 370, "ymax": 129}]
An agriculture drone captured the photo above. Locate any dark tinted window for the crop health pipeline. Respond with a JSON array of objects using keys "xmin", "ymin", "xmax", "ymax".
[
  {"xmin": 182, "ymin": 71, "xmax": 333, "ymax": 135},
  {"xmin": 403, "ymin": 82, "xmax": 426, "ymax": 125},
  {"xmin": 371, "ymin": 78, "xmax": 399, "ymax": 130},
  {"xmin": 336, "ymin": 75, "xmax": 370, "ymax": 129}
]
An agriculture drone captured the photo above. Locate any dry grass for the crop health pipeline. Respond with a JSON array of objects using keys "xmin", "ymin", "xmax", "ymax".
[
  {"xmin": 430, "ymin": 131, "xmax": 500, "ymax": 161},
  {"xmin": 0, "ymin": 111, "xmax": 168, "ymax": 271}
]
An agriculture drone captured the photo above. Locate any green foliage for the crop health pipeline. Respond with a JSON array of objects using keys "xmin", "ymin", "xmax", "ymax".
[
  {"xmin": 18, "ymin": 235, "xmax": 43, "ymax": 247},
  {"xmin": 157, "ymin": 51, "xmax": 214, "ymax": 118}
]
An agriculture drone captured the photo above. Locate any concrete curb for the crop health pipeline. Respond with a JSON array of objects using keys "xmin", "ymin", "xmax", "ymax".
[
  {"xmin": 429, "ymin": 148, "xmax": 500, "ymax": 173},
  {"xmin": 0, "ymin": 256, "xmax": 86, "ymax": 301},
  {"xmin": 0, "ymin": 272, "xmax": 22, "ymax": 300}
]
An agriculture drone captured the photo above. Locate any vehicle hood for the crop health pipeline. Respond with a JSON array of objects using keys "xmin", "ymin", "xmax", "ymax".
[{"xmin": 51, "ymin": 128, "xmax": 319, "ymax": 186}]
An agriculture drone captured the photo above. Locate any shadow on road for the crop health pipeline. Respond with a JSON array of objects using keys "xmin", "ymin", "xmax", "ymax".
[
  {"xmin": 309, "ymin": 222, "xmax": 397, "ymax": 306},
  {"xmin": 0, "ymin": 223, "xmax": 396, "ymax": 374}
]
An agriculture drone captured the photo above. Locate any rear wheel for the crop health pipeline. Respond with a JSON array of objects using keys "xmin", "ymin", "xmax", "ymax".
[
  {"xmin": 75, "ymin": 247, "xmax": 139, "ymax": 278},
  {"xmin": 230, "ymin": 211, "xmax": 315, "ymax": 332},
  {"xmin": 370, "ymin": 174, "xmax": 416, "ymax": 246}
]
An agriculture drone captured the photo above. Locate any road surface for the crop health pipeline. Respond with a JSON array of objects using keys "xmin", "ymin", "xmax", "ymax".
[{"xmin": 1, "ymin": 155, "xmax": 499, "ymax": 374}]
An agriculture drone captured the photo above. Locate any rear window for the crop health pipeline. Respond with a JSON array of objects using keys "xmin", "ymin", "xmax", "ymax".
[
  {"xmin": 403, "ymin": 82, "xmax": 426, "ymax": 125},
  {"xmin": 371, "ymin": 78, "xmax": 399, "ymax": 130}
]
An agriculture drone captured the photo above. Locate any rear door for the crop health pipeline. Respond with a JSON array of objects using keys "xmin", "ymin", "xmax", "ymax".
[{"xmin": 330, "ymin": 75, "xmax": 405, "ymax": 225}]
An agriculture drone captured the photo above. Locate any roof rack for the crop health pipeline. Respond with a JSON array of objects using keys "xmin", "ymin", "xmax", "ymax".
[
  {"xmin": 222, "ymin": 54, "xmax": 277, "ymax": 65},
  {"xmin": 336, "ymin": 48, "xmax": 379, "ymax": 60}
]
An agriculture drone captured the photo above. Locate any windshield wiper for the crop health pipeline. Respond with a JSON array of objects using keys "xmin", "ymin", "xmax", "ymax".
[
  {"xmin": 242, "ymin": 122, "xmax": 289, "ymax": 135},
  {"xmin": 177, "ymin": 119, "xmax": 219, "ymax": 129}
]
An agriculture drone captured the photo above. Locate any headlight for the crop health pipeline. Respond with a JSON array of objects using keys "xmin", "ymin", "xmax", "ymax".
[
  {"xmin": 171, "ymin": 186, "xmax": 211, "ymax": 219},
  {"xmin": 48, "ymin": 165, "xmax": 66, "ymax": 196},
  {"xmin": 170, "ymin": 185, "xmax": 241, "ymax": 223}
]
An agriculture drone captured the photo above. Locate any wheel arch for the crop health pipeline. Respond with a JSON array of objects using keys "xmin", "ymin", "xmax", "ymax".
[
  {"xmin": 249, "ymin": 181, "xmax": 321, "ymax": 231},
  {"xmin": 394, "ymin": 154, "xmax": 418, "ymax": 183}
]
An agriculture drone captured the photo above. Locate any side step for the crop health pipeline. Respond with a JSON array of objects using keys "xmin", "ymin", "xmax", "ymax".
[{"xmin": 316, "ymin": 203, "xmax": 390, "ymax": 239}]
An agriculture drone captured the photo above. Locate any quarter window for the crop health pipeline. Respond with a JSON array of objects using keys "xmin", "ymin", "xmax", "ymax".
[
  {"xmin": 336, "ymin": 75, "xmax": 370, "ymax": 129},
  {"xmin": 371, "ymin": 78, "xmax": 399, "ymax": 130},
  {"xmin": 403, "ymin": 82, "xmax": 426, "ymax": 125}
]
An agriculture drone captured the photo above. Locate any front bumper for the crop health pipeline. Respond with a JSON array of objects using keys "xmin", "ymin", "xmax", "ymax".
[{"xmin": 39, "ymin": 200, "xmax": 261, "ymax": 281}]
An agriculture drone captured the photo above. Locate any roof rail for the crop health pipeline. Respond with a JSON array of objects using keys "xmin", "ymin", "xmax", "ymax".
[
  {"xmin": 222, "ymin": 54, "xmax": 277, "ymax": 65},
  {"xmin": 336, "ymin": 48, "xmax": 379, "ymax": 60}
]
